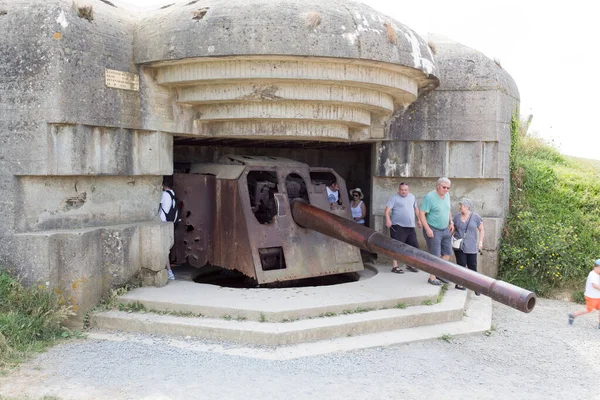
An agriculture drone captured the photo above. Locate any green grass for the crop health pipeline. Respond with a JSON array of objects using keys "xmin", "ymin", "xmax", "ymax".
[
  {"xmin": 572, "ymin": 290, "xmax": 585, "ymax": 305},
  {"xmin": 499, "ymin": 117, "xmax": 600, "ymax": 297},
  {"xmin": 438, "ymin": 333, "xmax": 452, "ymax": 343},
  {"xmin": 318, "ymin": 311, "xmax": 338, "ymax": 318},
  {"xmin": 0, "ymin": 269, "xmax": 76, "ymax": 374},
  {"xmin": 436, "ymin": 284, "xmax": 448, "ymax": 303},
  {"xmin": 341, "ymin": 307, "xmax": 373, "ymax": 315}
]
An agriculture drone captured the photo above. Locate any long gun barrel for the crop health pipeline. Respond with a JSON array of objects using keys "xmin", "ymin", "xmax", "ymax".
[{"xmin": 290, "ymin": 199, "xmax": 536, "ymax": 313}]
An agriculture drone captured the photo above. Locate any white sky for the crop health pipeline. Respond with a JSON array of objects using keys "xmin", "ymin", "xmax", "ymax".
[{"xmin": 118, "ymin": 0, "xmax": 600, "ymax": 160}]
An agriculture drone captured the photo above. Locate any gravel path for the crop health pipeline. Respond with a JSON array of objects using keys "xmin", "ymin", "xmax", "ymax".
[{"xmin": 0, "ymin": 298, "xmax": 599, "ymax": 400}]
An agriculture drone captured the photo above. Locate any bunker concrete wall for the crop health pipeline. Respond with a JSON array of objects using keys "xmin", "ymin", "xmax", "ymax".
[
  {"xmin": 0, "ymin": 0, "xmax": 173, "ymax": 319},
  {"xmin": 372, "ymin": 37, "xmax": 519, "ymax": 277},
  {"xmin": 134, "ymin": 0, "xmax": 438, "ymax": 78}
]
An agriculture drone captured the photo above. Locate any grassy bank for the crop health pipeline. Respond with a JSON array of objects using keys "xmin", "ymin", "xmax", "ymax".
[
  {"xmin": 0, "ymin": 270, "xmax": 77, "ymax": 374},
  {"xmin": 499, "ymin": 118, "xmax": 600, "ymax": 297}
]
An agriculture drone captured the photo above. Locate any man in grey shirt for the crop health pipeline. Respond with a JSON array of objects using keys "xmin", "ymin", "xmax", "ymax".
[{"xmin": 384, "ymin": 182, "xmax": 422, "ymax": 274}]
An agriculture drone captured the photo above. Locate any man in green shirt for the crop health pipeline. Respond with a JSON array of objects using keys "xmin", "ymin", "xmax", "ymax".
[{"xmin": 419, "ymin": 177, "xmax": 455, "ymax": 286}]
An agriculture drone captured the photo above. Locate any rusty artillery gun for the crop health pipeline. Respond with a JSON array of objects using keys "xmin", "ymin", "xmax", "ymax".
[{"xmin": 172, "ymin": 155, "xmax": 536, "ymax": 313}]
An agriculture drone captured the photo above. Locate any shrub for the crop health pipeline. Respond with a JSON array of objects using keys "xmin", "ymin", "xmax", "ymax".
[
  {"xmin": 0, "ymin": 269, "xmax": 75, "ymax": 372},
  {"xmin": 499, "ymin": 117, "xmax": 600, "ymax": 296}
]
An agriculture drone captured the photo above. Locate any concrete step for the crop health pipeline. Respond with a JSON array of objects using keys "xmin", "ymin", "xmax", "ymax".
[
  {"xmin": 113, "ymin": 264, "xmax": 442, "ymax": 322},
  {"xmin": 90, "ymin": 264, "xmax": 492, "ymax": 348},
  {"xmin": 92, "ymin": 288, "xmax": 471, "ymax": 345},
  {"xmin": 88, "ymin": 293, "xmax": 491, "ymax": 359}
]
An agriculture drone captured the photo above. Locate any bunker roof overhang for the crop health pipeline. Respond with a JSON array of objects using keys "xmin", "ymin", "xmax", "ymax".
[{"xmin": 136, "ymin": 0, "xmax": 440, "ymax": 142}]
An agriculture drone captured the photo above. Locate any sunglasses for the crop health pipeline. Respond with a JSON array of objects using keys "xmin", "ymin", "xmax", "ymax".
[
  {"xmin": 441, "ymin": 186, "xmax": 450, "ymax": 189},
  {"xmin": 352, "ymin": 194, "xmax": 360, "ymax": 197}
]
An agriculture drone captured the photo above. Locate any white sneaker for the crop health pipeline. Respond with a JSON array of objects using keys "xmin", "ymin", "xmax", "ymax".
[{"xmin": 168, "ymin": 270, "xmax": 175, "ymax": 280}]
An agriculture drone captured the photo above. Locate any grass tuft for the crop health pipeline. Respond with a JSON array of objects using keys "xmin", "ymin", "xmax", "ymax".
[
  {"xmin": 436, "ymin": 284, "xmax": 448, "ymax": 303},
  {"xmin": 0, "ymin": 270, "xmax": 75, "ymax": 374},
  {"xmin": 438, "ymin": 333, "xmax": 452, "ymax": 343},
  {"xmin": 572, "ymin": 290, "xmax": 585, "ymax": 304}
]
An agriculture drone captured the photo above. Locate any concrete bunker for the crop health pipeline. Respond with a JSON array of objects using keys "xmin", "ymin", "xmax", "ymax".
[{"xmin": 0, "ymin": 0, "xmax": 519, "ymax": 319}]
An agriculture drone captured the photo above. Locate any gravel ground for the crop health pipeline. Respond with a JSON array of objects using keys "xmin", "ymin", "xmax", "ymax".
[{"xmin": 0, "ymin": 298, "xmax": 599, "ymax": 400}]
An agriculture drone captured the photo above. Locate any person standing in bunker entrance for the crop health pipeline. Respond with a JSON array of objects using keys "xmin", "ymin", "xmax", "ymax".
[
  {"xmin": 326, "ymin": 179, "xmax": 342, "ymax": 209},
  {"xmin": 159, "ymin": 175, "xmax": 177, "ymax": 281},
  {"xmin": 384, "ymin": 182, "xmax": 421, "ymax": 274},
  {"xmin": 349, "ymin": 188, "xmax": 367, "ymax": 225}
]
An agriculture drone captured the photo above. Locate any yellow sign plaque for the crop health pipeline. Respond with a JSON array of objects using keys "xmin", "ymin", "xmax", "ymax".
[{"xmin": 104, "ymin": 69, "xmax": 139, "ymax": 91}]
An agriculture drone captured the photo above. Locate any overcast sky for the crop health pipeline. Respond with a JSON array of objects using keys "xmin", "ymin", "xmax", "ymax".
[{"xmin": 117, "ymin": 0, "xmax": 599, "ymax": 160}]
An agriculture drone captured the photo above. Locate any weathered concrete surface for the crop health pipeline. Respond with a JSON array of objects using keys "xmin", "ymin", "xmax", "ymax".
[
  {"xmin": 91, "ymin": 265, "xmax": 490, "ymax": 346},
  {"xmin": 372, "ymin": 35, "xmax": 519, "ymax": 277},
  {"xmin": 141, "ymin": 56, "xmax": 438, "ymax": 139},
  {"xmin": 114, "ymin": 265, "xmax": 438, "ymax": 321},
  {"xmin": 134, "ymin": 0, "xmax": 438, "ymax": 75},
  {"xmin": 1, "ymin": 0, "xmax": 518, "ymax": 318},
  {"xmin": 135, "ymin": 0, "xmax": 440, "ymax": 139},
  {"xmin": 6, "ymin": 222, "xmax": 172, "ymax": 317},
  {"xmin": 0, "ymin": 0, "xmax": 172, "ymax": 320}
]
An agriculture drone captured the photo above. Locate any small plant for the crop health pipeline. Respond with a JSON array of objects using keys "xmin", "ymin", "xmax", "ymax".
[
  {"xmin": 118, "ymin": 301, "xmax": 146, "ymax": 313},
  {"xmin": 146, "ymin": 309, "xmax": 203, "ymax": 318},
  {"xmin": 484, "ymin": 324, "xmax": 496, "ymax": 337},
  {"xmin": 60, "ymin": 329, "xmax": 86, "ymax": 339},
  {"xmin": 436, "ymin": 284, "xmax": 448, "ymax": 303},
  {"xmin": 222, "ymin": 314, "xmax": 232, "ymax": 321},
  {"xmin": 572, "ymin": 290, "xmax": 585, "ymax": 304},
  {"xmin": 439, "ymin": 333, "xmax": 453, "ymax": 343},
  {"xmin": 396, "ymin": 303, "xmax": 407, "ymax": 309},
  {"xmin": 97, "ymin": 284, "xmax": 135, "ymax": 311},
  {"xmin": 235, "ymin": 315, "xmax": 247, "ymax": 321},
  {"xmin": 421, "ymin": 300, "xmax": 433, "ymax": 306},
  {"xmin": 319, "ymin": 311, "xmax": 338, "ymax": 318},
  {"xmin": 342, "ymin": 307, "xmax": 373, "ymax": 315},
  {"xmin": 259, "ymin": 313, "xmax": 266, "ymax": 323}
]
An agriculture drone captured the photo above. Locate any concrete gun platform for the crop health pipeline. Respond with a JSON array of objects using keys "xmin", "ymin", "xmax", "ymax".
[{"xmin": 91, "ymin": 264, "xmax": 492, "ymax": 354}]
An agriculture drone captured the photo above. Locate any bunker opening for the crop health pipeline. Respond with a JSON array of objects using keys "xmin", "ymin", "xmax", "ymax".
[{"xmin": 170, "ymin": 136, "xmax": 373, "ymax": 288}]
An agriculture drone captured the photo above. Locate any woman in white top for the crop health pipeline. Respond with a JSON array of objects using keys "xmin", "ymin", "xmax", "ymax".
[{"xmin": 349, "ymin": 188, "xmax": 367, "ymax": 225}]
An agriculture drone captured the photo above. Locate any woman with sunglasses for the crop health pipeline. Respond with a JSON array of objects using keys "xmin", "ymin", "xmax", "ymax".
[{"xmin": 349, "ymin": 188, "xmax": 367, "ymax": 225}]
